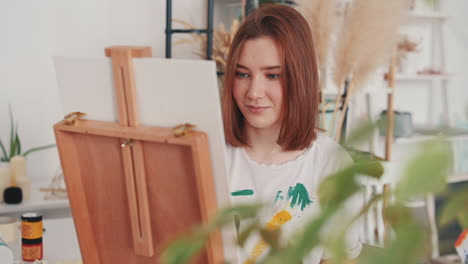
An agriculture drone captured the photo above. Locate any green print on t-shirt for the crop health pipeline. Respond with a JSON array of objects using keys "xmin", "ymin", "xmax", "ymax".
[
  {"xmin": 287, "ymin": 183, "xmax": 313, "ymax": 211},
  {"xmin": 274, "ymin": 191, "xmax": 284, "ymax": 202},
  {"xmin": 231, "ymin": 189, "xmax": 255, "ymax": 196}
]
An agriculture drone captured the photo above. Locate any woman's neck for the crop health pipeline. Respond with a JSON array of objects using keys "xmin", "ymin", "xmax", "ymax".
[
  {"xmin": 245, "ymin": 125, "xmax": 283, "ymax": 156},
  {"xmin": 244, "ymin": 125, "xmax": 305, "ymax": 165}
]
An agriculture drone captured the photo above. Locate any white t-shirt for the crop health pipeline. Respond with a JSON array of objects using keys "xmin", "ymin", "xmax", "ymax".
[{"xmin": 226, "ymin": 132, "xmax": 363, "ymax": 264}]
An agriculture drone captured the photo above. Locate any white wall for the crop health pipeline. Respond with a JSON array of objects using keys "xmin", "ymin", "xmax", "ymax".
[
  {"xmin": 1, "ymin": 0, "xmax": 208, "ymax": 183},
  {"xmin": 2, "ymin": 0, "xmax": 467, "ymax": 184},
  {"xmin": 445, "ymin": 0, "xmax": 468, "ymax": 124}
]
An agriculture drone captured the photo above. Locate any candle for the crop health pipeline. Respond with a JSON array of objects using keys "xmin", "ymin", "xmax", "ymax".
[
  {"xmin": 0, "ymin": 167, "xmax": 11, "ymax": 203},
  {"xmin": 10, "ymin": 156, "xmax": 29, "ymax": 201},
  {"xmin": 10, "ymin": 156, "xmax": 26, "ymax": 179}
]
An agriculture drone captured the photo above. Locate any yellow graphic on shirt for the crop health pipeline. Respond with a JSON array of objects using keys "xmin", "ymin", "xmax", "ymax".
[{"xmin": 243, "ymin": 210, "xmax": 292, "ymax": 264}]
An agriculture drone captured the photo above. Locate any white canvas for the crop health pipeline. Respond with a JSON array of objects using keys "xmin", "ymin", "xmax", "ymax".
[{"xmin": 53, "ymin": 56, "xmax": 238, "ymax": 263}]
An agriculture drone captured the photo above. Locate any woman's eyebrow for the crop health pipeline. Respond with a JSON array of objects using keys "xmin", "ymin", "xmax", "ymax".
[
  {"xmin": 260, "ymin": 66, "xmax": 281, "ymax": 70},
  {"xmin": 236, "ymin": 64, "xmax": 281, "ymax": 70},
  {"xmin": 236, "ymin": 64, "xmax": 249, "ymax": 69}
]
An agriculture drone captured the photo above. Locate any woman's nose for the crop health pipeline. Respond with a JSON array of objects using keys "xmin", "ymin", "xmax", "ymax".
[{"xmin": 246, "ymin": 76, "xmax": 265, "ymax": 100}]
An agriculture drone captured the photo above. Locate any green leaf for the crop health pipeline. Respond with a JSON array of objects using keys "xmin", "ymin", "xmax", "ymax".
[
  {"xmin": 161, "ymin": 237, "xmax": 207, "ymax": 264},
  {"xmin": 355, "ymin": 161, "xmax": 384, "ymax": 178},
  {"xmin": 259, "ymin": 227, "xmax": 281, "ymax": 250},
  {"xmin": 22, "ymin": 144, "xmax": 56, "ymax": 157},
  {"xmin": 9, "ymin": 136, "xmax": 17, "ymax": 160},
  {"xmin": 161, "ymin": 203, "xmax": 263, "ymax": 264},
  {"xmin": 318, "ymin": 160, "xmax": 382, "ymax": 208},
  {"xmin": 15, "ymin": 131, "xmax": 21, "ymax": 156},
  {"xmin": 318, "ymin": 166, "xmax": 359, "ymax": 207},
  {"xmin": 324, "ymin": 233, "xmax": 347, "ymax": 264},
  {"xmin": 260, "ymin": 207, "xmax": 335, "ymax": 264},
  {"xmin": 0, "ymin": 139, "xmax": 8, "ymax": 161},
  {"xmin": 9, "ymin": 105, "xmax": 15, "ymax": 160},
  {"xmin": 237, "ymin": 220, "xmax": 260, "ymax": 248},
  {"xmin": 384, "ymin": 204, "xmax": 413, "ymax": 229},
  {"xmin": 394, "ymin": 140, "xmax": 451, "ymax": 202},
  {"xmin": 358, "ymin": 223, "xmax": 425, "ymax": 264},
  {"xmin": 346, "ymin": 147, "xmax": 386, "ymax": 162},
  {"xmin": 209, "ymin": 203, "xmax": 263, "ymax": 229},
  {"xmin": 345, "ymin": 121, "xmax": 378, "ymax": 147},
  {"xmin": 440, "ymin": 190, "xmax": 468, "ymax": 228}
]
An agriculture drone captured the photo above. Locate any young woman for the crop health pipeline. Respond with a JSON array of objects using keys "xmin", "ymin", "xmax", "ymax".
[{"xmin": 222, "ymin": 4, "xmax": 362, "ymax": 264}]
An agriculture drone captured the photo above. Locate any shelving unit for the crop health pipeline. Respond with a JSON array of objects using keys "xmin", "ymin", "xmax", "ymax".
[
  {"xmin": 165, "ymin": 0, "xmax": 214, "ymax": 59},
  {"xmin": 393, "ymin": 132, "xmax": 468, "ymax": 144},
  {"xmin": 380, "ymin": 3, "xmax": 468, "ymax": 257},
  {"xmin": 380, "ymin": 0, "xmax": 454, "ymax": 145},
  {"xmin": 322, "ymin": 87, "xmax": 392, "ymax": 100},
  {"xmin": 409, "ymin": 11, "xmax": 448, "ymax": 21},
  {"xmin": 394, "ymin": 73, "xmax": 452, "ymax": 81},
  {"xmin": 0, "ymin": 181, "xmax": 71, "ymax": 219}
]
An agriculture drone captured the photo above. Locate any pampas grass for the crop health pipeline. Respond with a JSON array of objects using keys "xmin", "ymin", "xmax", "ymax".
[
  {"xmin": 331, "ymin": 0, "xmax": 410, "ymax": 141},
  {"xmin": 298, "ymin": 0, "xmax": 339, "ymax": 129},
  {"xmin": 298, "ymin": 0, "xmax": 338, "ymax": 71},
  {"xmin": 172, "ymin": 19, "xmax": 240, "ymax": 72}
]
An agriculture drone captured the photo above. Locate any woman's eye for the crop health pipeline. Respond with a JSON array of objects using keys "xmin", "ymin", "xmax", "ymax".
[
  {"xmin": 235, "ymin": 72, "xmax": 249, "ymax": 78},
  {"xmin": 267, "ymin": 74, "xmax": 280, "ymax": 79}
]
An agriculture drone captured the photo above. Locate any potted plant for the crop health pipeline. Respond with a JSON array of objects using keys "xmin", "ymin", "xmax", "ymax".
[
  {"xmin": 0, "ymin": 110, "xmax": 56, "ymax": 165},
  {"xmin": 397, "ymin": 35, "xmax": 420, "ymax": 74}
]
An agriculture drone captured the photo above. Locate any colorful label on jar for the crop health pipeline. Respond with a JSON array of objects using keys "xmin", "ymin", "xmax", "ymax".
[
  {"xmin": 22, "ymin": 243, "xmax": 43, "ymax": 261},
  {"xmin": 22, "ymin": 221, "xmax": 43, "ymax": 240}
]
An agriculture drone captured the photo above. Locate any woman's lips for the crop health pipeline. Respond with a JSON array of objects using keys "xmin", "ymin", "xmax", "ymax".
[{"xmin": 246, "ymin": 105, "xmax": 270, "ymax": 113}]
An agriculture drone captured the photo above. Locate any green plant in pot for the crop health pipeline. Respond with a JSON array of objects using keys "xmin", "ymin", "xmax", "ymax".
[
  {"xmin": 0, "ymin": 109, "xmax": 55, "ymax": 163},
  {"xmin": 0, "ymin": 109, "xmax": 55, "ymax": 204}
]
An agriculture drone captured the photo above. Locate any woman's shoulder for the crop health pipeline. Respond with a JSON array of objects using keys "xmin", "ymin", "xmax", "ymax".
[
  {"xmin": 224, "ymin": 143, "xmax": 243, "ymax": 165},
  {"xmin": 309, "ymin": 132, "xmax": 353, "ymax": 167},
  {"xmin": 313, "ymin": 132, "xmax": 347, "ymax": 154},
  {"xmin": 225, "ymin": 143, "xmax": 239, "ymax": 157}
]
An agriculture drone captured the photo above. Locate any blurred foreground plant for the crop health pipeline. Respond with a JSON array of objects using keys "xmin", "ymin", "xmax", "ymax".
[{"xmin": 162, "ymin": 122, "xmax": 466, "ymax": 264}]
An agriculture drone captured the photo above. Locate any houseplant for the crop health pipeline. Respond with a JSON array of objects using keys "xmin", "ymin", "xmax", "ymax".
[
  {"xmin": 161, "ymin": 123, "xmax": 465, "ymax": 264},
  {"xmin": 397, "ymin": 35, "xmax": 420, "ymax": 74},
  {"xmin": 0, "ymin": 109, "xmax": 55, "ymax": 163}
]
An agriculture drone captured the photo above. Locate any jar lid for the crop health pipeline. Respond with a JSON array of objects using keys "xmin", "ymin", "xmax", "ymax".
[{"xmin": 21, "ymin": 213, "xmax": 42, "ymax": 222}]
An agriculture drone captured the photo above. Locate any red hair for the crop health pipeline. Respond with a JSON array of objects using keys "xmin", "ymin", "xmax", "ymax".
[{"xmin": 222, "ymin": 4, "xmax": 319, "ymax": 151}]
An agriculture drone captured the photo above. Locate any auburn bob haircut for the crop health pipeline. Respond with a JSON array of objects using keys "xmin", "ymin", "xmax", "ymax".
[{"xmin": 222, "ymin": 4, "xmax": 319, "ymax": 151}]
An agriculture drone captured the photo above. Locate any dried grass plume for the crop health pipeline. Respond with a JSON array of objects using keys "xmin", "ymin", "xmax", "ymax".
[
  {"xmin": 172, "ymin": 19, "xmax": 240, "ymax": 72},
  {"xmin": 298, "ymin": 0, "xmax": 338, "ymax": 71},
  {"xmin": 333, "ymin": 0, "xmax": 410, "ymax": 90}
]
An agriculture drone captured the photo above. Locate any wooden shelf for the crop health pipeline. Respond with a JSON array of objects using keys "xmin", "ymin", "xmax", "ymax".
[
  {"xmin": 409, "ymin": 11, "xmax": 448, "ymax": 22},
  {"xmin": 395, "ymin": 73, "xmax": 452, "ymax": 81},
  {"xmin": 448, "ymin": 174, "xmax": 468, "ymax": 183},
  {"xmin": 388, "ymin": 131, "xmax": 468, "ymax": 145},
  {"xmin": 322, "ymin": 87, "xmax": 392, "ymax": 100},
  {"xmin": 0, "ymin": 181, "xmax": 70, "ymax": 218}
]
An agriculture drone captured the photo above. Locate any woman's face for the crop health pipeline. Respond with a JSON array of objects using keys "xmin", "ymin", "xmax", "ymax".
[{"xmin": 233, "ymin": 36, "xmax": 284, "ymax": 132}]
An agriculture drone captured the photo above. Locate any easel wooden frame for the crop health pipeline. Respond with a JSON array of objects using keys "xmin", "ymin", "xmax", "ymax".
[{"xmin": 54, "ymin": 46, "xmax": 224, "ymax": 264}]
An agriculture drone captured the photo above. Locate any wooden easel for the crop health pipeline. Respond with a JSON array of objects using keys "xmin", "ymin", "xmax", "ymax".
[{"xmin": 54, "ymin": 46, "xmax": 223, "ymax": 263}]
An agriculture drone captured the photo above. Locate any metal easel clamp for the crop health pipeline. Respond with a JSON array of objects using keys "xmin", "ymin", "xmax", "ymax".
[
  {"xmin": 121, "ymin": 139, "xmax": 135, "ymax": 148},
  {"xmin": 63, "ymin": 112, "xmax": 86, "ymax": 125},
  {"xmin": 173, "ymin": 123, "xmax": 196, "ymax": 137}
]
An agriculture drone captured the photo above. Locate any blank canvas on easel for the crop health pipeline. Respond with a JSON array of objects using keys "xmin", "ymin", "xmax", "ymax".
[{"xmin": 54, "ymin": 56, "xmax": 238, "ymax": 263}]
